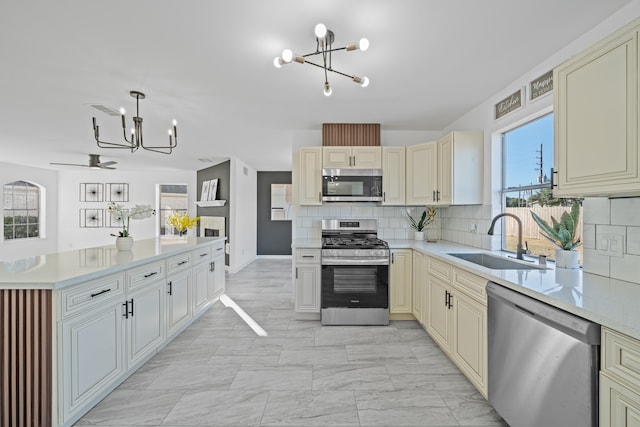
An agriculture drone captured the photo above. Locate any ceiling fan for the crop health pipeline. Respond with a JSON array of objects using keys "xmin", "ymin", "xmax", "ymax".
[{"xmin": 50, "ymin": 154, "xmax": 117, "ymax": 170}]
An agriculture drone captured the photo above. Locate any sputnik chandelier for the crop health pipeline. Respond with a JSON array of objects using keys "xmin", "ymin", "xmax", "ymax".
[
  {"xmin": 92, "ymin": 90, "xmax": 178, "ymax": 155},
  {"xmin": 273, "ymin": 23, "xmax": 369, "ymax": 96}
]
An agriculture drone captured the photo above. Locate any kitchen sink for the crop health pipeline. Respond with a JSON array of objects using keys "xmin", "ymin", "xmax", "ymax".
[{"xmin": 445, "ymin": 252, "xmax": 546, "ymax": 270}]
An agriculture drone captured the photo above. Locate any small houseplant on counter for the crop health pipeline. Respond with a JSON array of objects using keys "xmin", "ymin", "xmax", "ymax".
[
  {"xmin": 107, "ymin": 202, "xmax": 156, "ymax": 251},
  {"xmin": 407, "ymin": 208, "xmax": 437, "ymax": 241},
  {"xmin": 530, "ymin": 201, "xmax": 582, "ymax": 268},
  {"xmin": 166, "ymin": 211, "xmax": 200, "ymax": 237}
]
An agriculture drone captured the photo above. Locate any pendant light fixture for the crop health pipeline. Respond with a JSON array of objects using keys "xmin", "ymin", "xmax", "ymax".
[
  {"xmin": 274, "ymin": 23, "xmax": 369, "ymax": 96},
  {"xmin": 92, "ymin": 90, "xmax": 178, "ymax": 154}
]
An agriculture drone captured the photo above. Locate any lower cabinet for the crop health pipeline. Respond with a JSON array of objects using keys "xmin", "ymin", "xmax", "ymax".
[
  {"xmin": 411, "ymin": 250, "xmax": 426, "ymax": 326},
  {"xmin": 390, "ymin": 249, "xmax": 412, "ymax": 314},
  {"xmin": 600, "ymin": 327, "xmax": 640, "ymax": 426},
  {"xmin": 61, "ymin": 300, "xmax": 125, "ymax": 422},
  {"xmin": 209, "ymin": 248, "xmax": 225, "ymax": 300},
  {"xmin": 125, "ymin": 279, "xmax": 165, "ymax": 369},
  {"xmin": 294, "ymin": 249, "xmax": 321, "ymax": 317},
  {"xmin": 166, "ymin": 269, "xmax": 192, "ymax": 337}
]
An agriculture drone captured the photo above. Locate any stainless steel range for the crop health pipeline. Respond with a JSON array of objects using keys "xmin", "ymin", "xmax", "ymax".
[{"xmin": 321, "ymin": 219, "xmax": 390, "ymax": 326}]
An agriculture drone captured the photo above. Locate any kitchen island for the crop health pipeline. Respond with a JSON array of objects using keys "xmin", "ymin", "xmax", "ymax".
[{"xmin": 1, "ymin": 236, "xmax": 225, "ymax": 427}]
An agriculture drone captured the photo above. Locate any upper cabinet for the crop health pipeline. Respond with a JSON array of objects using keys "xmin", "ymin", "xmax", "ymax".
[
  {"xmin": 382, "ymin": 147, "xmax": 406, "ymax": 205},
  {"xmin": 298, "ymin": 147, "xmax": 323, "ymax": 206},
  {"xmin": 323, "ymin": 146, "xmax": 382, "ymax": 169},
  {"xmin": 406, "ymin": 132, "xmax": 483, "ymax": 206},
  {"xmin": 554, "ymin": 21, "xmax": 640, "ymax": 197}
]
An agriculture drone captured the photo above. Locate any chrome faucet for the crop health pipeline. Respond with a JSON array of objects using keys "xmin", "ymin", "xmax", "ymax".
[{"xmin": 487, "ymin": 213, "xmax": 526, "ymax": 260}]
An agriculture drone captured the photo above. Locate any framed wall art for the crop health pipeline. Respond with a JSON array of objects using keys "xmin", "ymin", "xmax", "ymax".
[
  {"xmin": 80, "ymin": 183, "xmax": 104, "ymax": 202},
  {"xmin": 79, "ymin": 209, "xmax": 104, "ymax": 228},
  {"xmin": 105, "ymin": 183, "xmax": 129, "ymax": 202}
]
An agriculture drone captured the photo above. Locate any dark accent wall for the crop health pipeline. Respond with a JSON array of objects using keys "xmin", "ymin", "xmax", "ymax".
[
  {"xmin": 197, "ymin": 160, "xmax": 230, "ymax": 266},
  {"xmin": 257, "ymin": 171, "xmax": 292, "ymax": 256}
]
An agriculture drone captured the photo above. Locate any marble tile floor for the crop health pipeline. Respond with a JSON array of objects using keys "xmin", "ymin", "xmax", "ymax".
[{"xmin": 76, "ymin": 258, "xmax": 508, "ymax": 427}]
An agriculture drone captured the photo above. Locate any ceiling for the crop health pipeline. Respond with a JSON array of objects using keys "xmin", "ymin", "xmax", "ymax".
[{"xmin": 0, "ymin": 0, "xmax": 632, "ymax": 172}]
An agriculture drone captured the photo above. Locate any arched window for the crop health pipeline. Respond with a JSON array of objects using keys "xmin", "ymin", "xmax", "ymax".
[{"xmin": 3, "ymin": 180, "xmax": 41, "ymax": 240}]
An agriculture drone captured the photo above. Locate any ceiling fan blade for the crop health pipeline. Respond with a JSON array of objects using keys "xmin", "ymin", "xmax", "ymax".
[
  {"xmin": 98, "ymin": 161, "xmax": 117, "ymax": 167},
  {"xmin": 49, "ymin": 162, "xmax": 88, "ymax": 167},
  {"xmin": 100, "ymin": 165, "xmax": 117, "ymax": 170}
]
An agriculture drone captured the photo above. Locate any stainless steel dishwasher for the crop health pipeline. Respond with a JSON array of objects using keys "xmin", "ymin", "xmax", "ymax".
[{"xmin": 487, "ymin": 282, "xmax": 601, "ymax": 427}]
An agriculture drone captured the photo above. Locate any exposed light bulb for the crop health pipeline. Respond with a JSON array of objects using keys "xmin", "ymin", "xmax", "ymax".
[
  {"xmin": 130, "ymin": 127, "xmax": 135, "ymax": 135},
  {"xmin": 172, "ymin": 119, "xmax": 177, "ymax": 126},
  {"xmin": 168, "ymin": 129, "xmax": 172, "ymax": 136},
  {"xmin": 358, "ymin": 38, "xmax": 370, "ymax": 51},
  {"xmin": 273, "ymin": 56, "xmax": 284, "ymax": 68},
  {"xmin": 281, "ymin": 49, "xmax": 293, "ymax": 63},
  {"xmin": 360, "ymin": 76, "xmax": 370, "ymax": 87},
  {"xmin": 314, "ymin": 23, "xmax": 327, "ymax": 39},
  {"xmin": 119, "ymin": 107, "xmax": 126, "ymax": 115},
  {"xmin": 323, "ymin": 82, "xmax": 332, "ymax": 97}
]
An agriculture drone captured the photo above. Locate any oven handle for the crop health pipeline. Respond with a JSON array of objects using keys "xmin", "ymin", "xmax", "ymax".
[{"xmin": 322, "ymin": 258, "xmax": 389, "ymax": 266}]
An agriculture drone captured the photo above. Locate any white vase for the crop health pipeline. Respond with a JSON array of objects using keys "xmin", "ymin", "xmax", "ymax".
[
  {"xmin": 414, "ymin": 231, "xmax": 425, "ymax": 241},
  {"xmin": 116, "ymin": 236, "xmax": 134, "ymax": 251},
  {"xmin": 555, "ymin": 248, "xmax": 579, "ymax": 269}
]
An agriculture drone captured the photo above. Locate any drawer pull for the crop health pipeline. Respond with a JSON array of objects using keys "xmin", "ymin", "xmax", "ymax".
[
  {"xmin": 168, "ymin": 281, "xmax": 173, "ymax": 296},
  {"xmin": 143, "ymin": 271, "xmax": 158, "ymax": 278},
  {"xmin": 302, "ymin": 255, "xmax": 314, "ymax": 258},
  {"xmin": 90, "ymin": 289, "xmax": 111, "ymax": 298},
  {"xmin": 178, "ymin": 260, "xmax": 188, "ymax": 266},
  {"xmin": 216, "ymin": 247, "xmax": 223, "ymax": 251},
  {"xmin": 123, "ymin": 301, "xmax": 129, "ymax": 319},
  {"xmin": 200, "ymin": 253, "xmax": 208, "ymax": 257}
]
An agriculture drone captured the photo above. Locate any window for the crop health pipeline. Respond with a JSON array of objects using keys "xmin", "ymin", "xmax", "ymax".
[
  {"xmin": 4, "ymin": 180, "xmax": 41, "ymax": 240},
  {"xmin": 501, "ymin": 114, "xmax": 582, "ymax": 261},
  {"xmin": 158, "ymin": 184, "xmax": 188, "ymax": 235}
]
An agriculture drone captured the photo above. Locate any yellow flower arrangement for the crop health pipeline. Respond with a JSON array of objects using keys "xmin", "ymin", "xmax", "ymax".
[{"xmin": 166, "ymin": 211, "xmax": 200, "ymax": 236}]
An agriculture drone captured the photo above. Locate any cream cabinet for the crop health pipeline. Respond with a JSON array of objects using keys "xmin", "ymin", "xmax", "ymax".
[
  {"xmin": 294, "ymin": 248, "xmax": 321, "ymax": 318},
  {"xmin": 382, "ymin": 147, "xmax": 406, "ymax": 205},
  {"xmin": 600, "ymin": 327, "xmax": 640, "ymax": 426},
  {"xmin": 425, "ymin": 256, "xmax": 488, "ymax": 397},
  {"xmin": 390, "ymin": 249, "xmax": 412, "ymax": 314},
  {"xmin": 405, "ymin": 132, "xmax": 483, "ymax": 206},
  {"xmin": 298, "ymin": 147, "xmax": 323, "ymax": 205},
  {"xmin": 411, "ymin": 250, "xmax": 426, "ymax": 326},
  {"xmin": 323, "ymin": 146, "xmax": 381, "ymax": 168},
  {"xmin": 554, "ymin": 21, "xmax": 640, "ymax": 197}
]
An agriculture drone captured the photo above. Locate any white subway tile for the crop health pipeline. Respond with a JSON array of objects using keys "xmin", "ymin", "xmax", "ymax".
[
  {"xmin": 611, "ymin": 254, "xmax": 640, "ymax": 284},
  {"xmin": 595, "ymin": 225, "xmax": 627, "ymax": 251},
  {"xmin": 583, "ymin": 198, "xmax": 610, "ymax": 224},
  {"xmin": 582, "ymin": 249, "xmax": 610, "ymax": 277},
  {"xmin": 627, "ymin": 227, "xmax": 640, "ymax": 256},
  {"xmin": 611, "ymin": 198, "xmax": 640, "ymax": 226},
  {"xmin": 583, "ymin": 224, "xmax": 596, "ymax": 250}
]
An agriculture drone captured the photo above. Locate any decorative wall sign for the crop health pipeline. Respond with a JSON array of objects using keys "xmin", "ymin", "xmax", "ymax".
[
  {"xmin": 529, "ymin": 70, "xmax": 553, "ymax": 101},
  {"xmin": 495, "ymin": 88, "xmax": 524, "ymax": 120},
  {"xmin": 208, "ymin": 179, "xmax": 219, "ymax": 201},
  {"xmin": 79, "ymin": 209, "xmax": 104, "ymax": 228},
  {"xmin": 105, "ymin": 183, "xmax": 129, "ymax": 202},
  {"xmin": 80, "ymin": 183, "xmax": 104, "ymax": 202},
  {"xmin": 201, "ymin": 180, "xmax": 211, "ymax": 202}
]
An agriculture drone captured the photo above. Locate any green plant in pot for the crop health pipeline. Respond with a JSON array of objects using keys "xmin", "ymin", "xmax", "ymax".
[
  {"xmin": 407, "ymin": 208, "xmax": 437, "ymax": 241},
  {"xmin": 530, "ymin": 202, "xmax": 582, "ymax": 268}
]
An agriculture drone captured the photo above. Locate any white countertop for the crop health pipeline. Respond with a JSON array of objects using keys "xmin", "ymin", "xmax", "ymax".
[
  {"xmin": 0, "ymin": 237, "xmax": 225, "ymax": 290},
  {"xmin": 293, "ymin": 238, "xmax": 640, "ymax": 340}
]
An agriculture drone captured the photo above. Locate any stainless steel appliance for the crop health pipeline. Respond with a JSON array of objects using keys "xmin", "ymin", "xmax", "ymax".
[
  {"xmin": 321, "ymin": 169, "xmax": 383, "ymax": 202},
  {"xmin": 321, "ymin": 219, "xmax": 389, "ymax": 325},
  {"xmin": 487, "ymin": 282, "xmax": 601, "ymax": 427}
]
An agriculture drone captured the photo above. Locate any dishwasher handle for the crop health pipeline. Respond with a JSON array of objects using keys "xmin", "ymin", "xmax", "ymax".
[{"xmin": 487, "ymin": 281, "xmax": 601, "ymax": 345}]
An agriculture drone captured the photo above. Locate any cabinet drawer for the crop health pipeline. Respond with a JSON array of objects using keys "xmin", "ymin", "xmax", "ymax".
[
  {"xmin": 211, "ymin": 242, "xmax": 225, "ymax": 258},
  {"xmin": 127, "ymin": 261, "xmax": 164, "ymax": 292},
  {"xmin": 166, "ymin": 252, "xmax": 192, "ymax": 273},
  {"xmin": 452, "ymin": 268, "xmax": 487, "ymax": 304},
  {"xmin": 191, "ymin": 247, "xmax": 212, "ymax": 264},
  {"xmin": 602, "ymin": 328, "xmax": 640, "ymax": 390},
  {"xmin": 428, "ymin": 257, "xmax": 452, "ymax": 282},
  {"xmin": 296, "ymin": 249, "xmax": 321, "ymax": 264},
  {"xmin": 60, "ymin": 273, "xmax": 125, "ymax": 319}
]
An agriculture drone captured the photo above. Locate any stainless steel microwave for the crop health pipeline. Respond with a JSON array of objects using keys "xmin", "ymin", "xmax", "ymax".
[{"xmin": 322, "ymin": 168, "xmax": 383, "ymax": 202}]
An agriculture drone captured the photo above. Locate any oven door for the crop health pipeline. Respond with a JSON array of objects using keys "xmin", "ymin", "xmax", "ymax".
[{"xmin": 321, "ymin": 264, "xmax": 389, "ymax": 308}]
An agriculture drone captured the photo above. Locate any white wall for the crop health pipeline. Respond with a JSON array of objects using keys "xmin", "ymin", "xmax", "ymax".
[
  {"xmin": 0, "ymin": 162, "xmax": 59, "ymax": 260},
  {"xmin": 57, "ymin": 169, "xmax": 196, "ymax": 251},
  {"xmin": 229, "ymin": 157, "xmax": 257, "ymax": 273}
]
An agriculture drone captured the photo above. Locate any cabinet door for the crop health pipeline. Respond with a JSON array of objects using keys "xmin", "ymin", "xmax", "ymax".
[
  {"xmin": 390, "ymin": 249, "xmax": 412, "ymax": 314},
  {"xmin": 600, "ymin": 373, "xmax": 640, "ymax": 427},
  {"xmin": 353, "ymin": 147, "xmax": 382, "ymax": 168},
  {"xmin": 61, "ymin": 302, "xmax": 124, "ymax": 421},
  {"xmin": 192, "ymin": 262, "xmax": 210, "ymax": 316},
  {"xmin": 209, "ymin": 253, "xmax": 225, "ymax": 299},
  {"xmin": 451, "ymin": 291, "xmax": 487, "ymax": 397},
  {"xmin": 126, "ymin": 280, "xmax": 165, "ymax": 369},
  {"xmin": 555, "ymin": 28, "xmax": 640, "ymax": 196},
  {"xmin": 382, "ymin": 147, "xmax": 406, "ymax": 205},
  {"xmin": 299, "ymin": 147, "xmax": 323, "ymax": 205},
  {"xmin": 426, "ymin": 276, "xmax": 451, "ymax": 351},
  {"xmin": 411, "ymin": 251, "xmax": 424, "ymax": 323},
  {"xmin": 323, "ymin": 147, "xmax": 352, "ymax": 168},
  {"xmin": 406, "ymin": 142, "xmax": 437, "ymax": 205},
  {"xmin": 295, "ymin": 264, "xmax": 321, "ymax": 312},
  {"xmin": 167, "ymin": 270, "xmax": 191, "ymax": 337},
  {"xmin": 437, "ymin": 134, "xmax": 453, "ymax": 205}
]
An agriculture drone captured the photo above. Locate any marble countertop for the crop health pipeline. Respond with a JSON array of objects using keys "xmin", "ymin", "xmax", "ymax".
[
  {"xmin": 293, "ymin": 238, "xmax": 640, "ymax": 340},
  {"xmin": 0, "ymin": 237, "xmax": 226, "ymax": 290}
]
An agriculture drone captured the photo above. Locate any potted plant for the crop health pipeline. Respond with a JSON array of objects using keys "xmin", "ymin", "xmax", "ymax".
[
  {"xmin": 530, "ymin": 202, "xmax": 582, "ymax": 268},
  {"xmin": 407, "ymin": 208, "xmax": 437, "ymax": 241},
  {"xmin": 107, "ymin": 202, "xmax": 156, "ymax": 251},
  {"xmin": 166, "ymin": 211, "xmax": 200, "ymax": 237}
]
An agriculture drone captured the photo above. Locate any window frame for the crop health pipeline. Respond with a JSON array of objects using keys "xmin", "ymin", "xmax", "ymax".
[{"xmin": 3, "ymin": 180, "xmax": 42, "ymax": 241}]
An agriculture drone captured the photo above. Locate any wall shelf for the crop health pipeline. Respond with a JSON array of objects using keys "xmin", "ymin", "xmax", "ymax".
[{"xmin": 195, "ymin": 200, "xmax": 227, "ymax": 207}]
